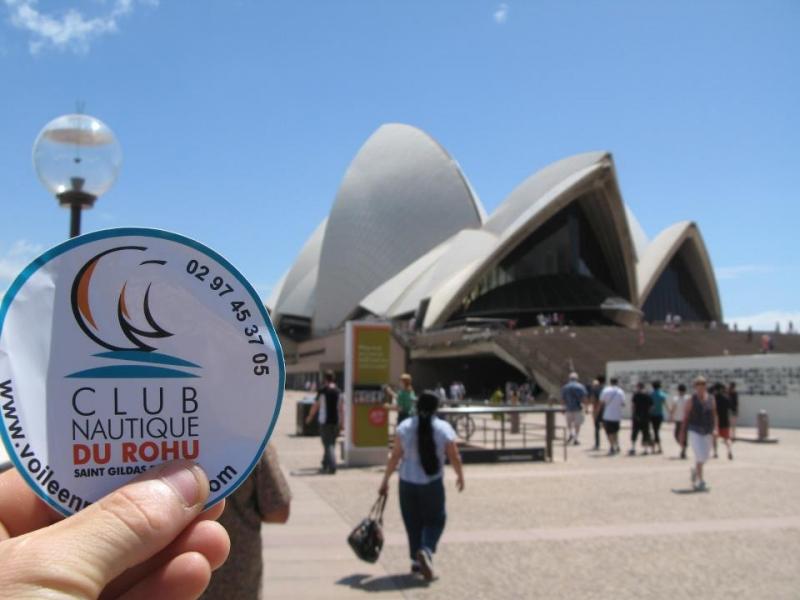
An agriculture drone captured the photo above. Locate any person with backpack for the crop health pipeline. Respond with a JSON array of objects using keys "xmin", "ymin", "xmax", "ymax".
[
  {"xmin": 680, "ymin": 376, "xmax": 718, "ymax": 491},
  {"xmin": 379, "ymin": 392, "xmax": 465, "ymax": 581}
]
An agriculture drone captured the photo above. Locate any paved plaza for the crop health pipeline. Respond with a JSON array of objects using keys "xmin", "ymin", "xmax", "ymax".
[
  {"xmin": 262, "ymin": 391, "xmax": 800, "ymax": 599},
  {"xmin": 2, "ymin": 390, "xmax": 798, "ymax": 598}
]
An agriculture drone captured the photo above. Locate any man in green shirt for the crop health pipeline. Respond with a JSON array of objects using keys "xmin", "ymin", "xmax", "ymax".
[{"xmin": 389, "ymin": 373, "xmax": 417, "ymax": 424}]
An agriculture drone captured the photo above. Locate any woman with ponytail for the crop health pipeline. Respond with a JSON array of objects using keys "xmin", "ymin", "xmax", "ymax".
[{"xmin": 379, "ymin": 391, "xmax": 465, "ymax": 581}]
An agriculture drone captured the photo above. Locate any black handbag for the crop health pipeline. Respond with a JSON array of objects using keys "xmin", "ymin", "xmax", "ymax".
[{"xmin": 347, "ymin": 494, "xmax": 387, "ymax": 563}]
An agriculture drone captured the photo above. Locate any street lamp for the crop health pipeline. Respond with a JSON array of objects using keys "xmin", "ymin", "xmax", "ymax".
[{"xmin": 32, "ymin": 113, "xmax": 122, "ymax": 238}]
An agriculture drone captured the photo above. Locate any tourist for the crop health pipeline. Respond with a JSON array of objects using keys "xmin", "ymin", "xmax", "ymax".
[
  {"xmin": 0, "ymin": 461, "xmax": 230, "ymax": 599},
  {"xmin": 650, "ymin": 381, "xmax": 667, "ymax": 454},
  {"xmin": 561, "ymin": 372, "xmax": 587, "ymax": 445},
  {"xmin": 728, "ymin": 382, "xmax": 739, "ymax": 440},
  {"xmin": 600, "ymin": 377, "xmax": 625, "ymax": 455},
  {"xmin": 449, "ymin": 380, "xmax": 459, "ymax": 401},
  {"xmin": 629, "ymin": 382, "xmax": 653, "ymax": 456},
  {"xmin": 590, "ymin": 375, "xmax": 606, "ymax": 450},
  {"xmin": 712, "ymin": 383, "xmax": 733, "ymax": 460},
  {"xmin": 435, "ymin": 382, "xmax": 447, "ymax": 402},
  {"xmin": 379, "ymin": 392, "xmax": 465, "ymax": 581},
  {"xmin": 202, "ymin": 445, "xmax": 291, "ymax": 600},
  {"xmin": 680, "ymin": 376, "xmax": 717, "ymax": 491},
  {"xmin": 387, "ymin": 373, "xmax": 417, "ymax": 424},
  {"xmin": 668, "ymin": 383, "xmax": 691, "ymax": 459},
  {"xmin": 306, "ymin": 370, "xmax": 343, "ymax": 474}
]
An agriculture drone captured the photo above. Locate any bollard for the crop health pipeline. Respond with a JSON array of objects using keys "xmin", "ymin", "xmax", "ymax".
[{"xmin": 757, "ymin": 410, "xmax": 769, "ymax": 441}]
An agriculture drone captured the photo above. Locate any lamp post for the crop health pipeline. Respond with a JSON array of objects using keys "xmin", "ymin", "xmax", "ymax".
[{"xmin": 32, "ymin": 113, "xmax": 122, "ymax": 238}]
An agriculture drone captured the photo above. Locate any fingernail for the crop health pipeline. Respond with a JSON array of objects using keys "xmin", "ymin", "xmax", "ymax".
[{"xmin": 159, "ymin": 462, "xmax": 204, "ymax": 507}]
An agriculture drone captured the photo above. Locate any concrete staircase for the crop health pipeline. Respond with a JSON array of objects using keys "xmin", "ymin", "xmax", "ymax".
[{"xmin": 497, "ymin": 326, "xmax": 800, "ymax": 395}]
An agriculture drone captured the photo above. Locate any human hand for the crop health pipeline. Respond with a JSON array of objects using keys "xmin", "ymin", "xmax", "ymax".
[
  {"xmin": 456, "ymin": 474, "xmax": 465, "ymax": 492},
  {"xmin": 378, "ymin": 480, "xmax": 389, "ymax": 497},
  {"xmin": 0, "ymin": 460, "xmax": 230, "ymax": 600}
]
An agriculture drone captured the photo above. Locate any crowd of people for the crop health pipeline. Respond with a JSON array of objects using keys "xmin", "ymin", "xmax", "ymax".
[{"xmin": 562, "ymin": 373, "xmax": 739, "ymax": 490}]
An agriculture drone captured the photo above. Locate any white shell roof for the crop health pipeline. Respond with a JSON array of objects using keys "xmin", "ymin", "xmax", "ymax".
[
  {"xmin": 423, "ymin": 152, "xmax": 638, "ymax": 328},
  {"xmin": 483, "ymin": 151, "xmax": 607, "ymax": 235},
  {"xmin": 361, "ymin": 151, "xmax": 640, "ymax": 328},
  {"xmin": 360, "ymin": 228, "xmax": 498, "ymax": 318},
  {"xmin": 637, "ymin": 221, "xmax": 722, "ymax": 321},
  {"xmin": 270, "ymin": 124, "xmax": 721, "ymax": 332},
  {"xmin": 271, "ymin": 218, "xmax": 327, "ymax": 319},
  {"xmin": 313, "ymin": 123, "xmax": 485, "ymax": 333},
  {"xmin": 624, "ymin": 205, "xmax": 649, "ymax": 260}
]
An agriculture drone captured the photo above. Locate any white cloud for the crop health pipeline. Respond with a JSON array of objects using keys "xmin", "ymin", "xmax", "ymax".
[
  {"xmin": 3, "ymin": 0, "xmax": 157, "ymax": 54},
  {"xmin": 715, "ymin": 264, "xmax": 776, "ymax": 280},
  {"xmin": 493, "ymin": 2, "xmax": 509, "ymax": 24},
  {"xmin": 0, "ymin": 240, "xmax": 44, "ymax": 301},
  {"xmin": 728, "ymin": 310, "xmax": 800, "ymax": 333}
]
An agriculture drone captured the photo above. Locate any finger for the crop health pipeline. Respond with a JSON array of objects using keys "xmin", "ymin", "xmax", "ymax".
[
  {"xmin": 117, "ymin": 552, "xmax": 212, "ymax": 600},
  {"xmin": 197, "ymin": 498, "xmax": 226, "ymax": 523},
  {"xmin": 30, "ymin": 460, "xmax": 210, "ymax": 598},
  {"xmin": 101, "ymin": 519, "xmax": 230, "ymax": 599},
  {"xmin": 0, "ymin": 468, "xmax": 61, "ymax": 539}
]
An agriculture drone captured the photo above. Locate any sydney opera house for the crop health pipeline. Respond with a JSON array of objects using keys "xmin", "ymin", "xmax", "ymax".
[
  {"xmin": 267, "ymin": 124, "xmax": 728, "ymax": 392},
  {"xmin": 269, "ymin": 123, "xmax": 721, "ymax": 337}
]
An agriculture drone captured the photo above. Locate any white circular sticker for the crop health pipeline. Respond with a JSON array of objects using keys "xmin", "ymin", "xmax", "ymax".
[{"xmin": 0, "ymin": 228, "xmax": 284, "ymax": 515}]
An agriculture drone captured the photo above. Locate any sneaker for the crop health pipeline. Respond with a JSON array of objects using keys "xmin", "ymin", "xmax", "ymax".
[
  {"xmin": 410, "ymin": 561, "xmax": 421, "ymax": 574},
  {"xmin": 696, "ymin": 480, "xmax": 707, "ymax": 492},
  {"xmin": 680, "ymin": 450, "xmax": 686, "ymax": 460},
  {"xmin": 728, "ymin": 450, "xmax": 733, "ymax": 460},
  {"xmin": 607, "ymin": 448, "xmax": 615, "ymax": 456},
  {"xmin": 573, "ymin": 439, "xmax": 580, "ymax": 446},
  {"xmin": 628, "ymin": 449, "xmax": 636, "ymax": 456},
  {"xmin": 416, "ymin": 549, "xmax": 434, "ymax": 582},
  {"xmin": 690, "ymin": 467, "xmax": 697, "ymax": 487}
]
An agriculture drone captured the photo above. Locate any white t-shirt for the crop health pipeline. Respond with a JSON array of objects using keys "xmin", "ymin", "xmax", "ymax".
[
  {"xmin": 396, "ymin": 416, "xmax": 456, "ymax": 485},
  {"xmin": 600, "ymin": 385, "xmax": 625, "ymax": 422},
  {"xmin": 669, "ymin": 393, "xmax": 691, "ymax": 422}
]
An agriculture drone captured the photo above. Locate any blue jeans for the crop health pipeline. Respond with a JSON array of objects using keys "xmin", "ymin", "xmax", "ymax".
[{"xmin": 399, "ymin": 478, "xmax": 446, "ymax": 560}]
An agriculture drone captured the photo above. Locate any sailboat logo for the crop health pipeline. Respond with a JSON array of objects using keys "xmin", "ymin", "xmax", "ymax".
[{"xmin": 67, "ymin": 246, "xmax": 201, "ymax": 379}]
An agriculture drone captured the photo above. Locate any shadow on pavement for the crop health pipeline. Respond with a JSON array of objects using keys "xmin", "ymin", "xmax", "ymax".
[
  {"xmin": 337, "ymin": 573, "xmax": 430, "ymax": 592},
  {"xmin": 671, "ymin": 487, "xmax": 710, "ymax": 494},
  {"xmin": 290, "ymin": 468, "xmax": 331, "ymax": 477}
]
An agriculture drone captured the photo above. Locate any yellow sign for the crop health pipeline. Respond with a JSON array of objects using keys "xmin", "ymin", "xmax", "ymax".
[{"xmin": 354, "ymin": 325, "xmax": 391, "ymax": 386}]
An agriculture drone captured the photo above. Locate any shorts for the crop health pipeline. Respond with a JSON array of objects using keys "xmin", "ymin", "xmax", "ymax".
[
  {"xmin": 718, "ymin": 428, "xmax": 731, "ymax": 440},
  {"xmin": 603, "ymin": 420, "xmax": 620, "ymax": 434},
  {"xmin": 566, "ymin": 410, "xmax": 584, "ymax": 428},
  {"xmin": 689, "ymin": 430, "xmax": 712, "ymax": 463}
]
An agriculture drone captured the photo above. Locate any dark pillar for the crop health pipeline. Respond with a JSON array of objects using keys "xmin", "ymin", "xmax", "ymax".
[{"xmin": 69, "ymin": 202, "xmax": 82, "ymax": 238}]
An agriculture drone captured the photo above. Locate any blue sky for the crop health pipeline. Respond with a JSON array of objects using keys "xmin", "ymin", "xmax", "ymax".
[{"xmin": 0, "ymin": 0, "xmax": 797, "ymax": 330}]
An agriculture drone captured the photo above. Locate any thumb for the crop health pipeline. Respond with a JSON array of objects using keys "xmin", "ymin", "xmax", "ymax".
[{"xmin": 41, "ymin": 461, "xmax": 210, "ymax": 597}]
